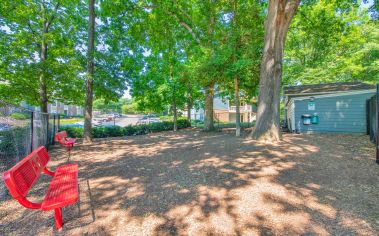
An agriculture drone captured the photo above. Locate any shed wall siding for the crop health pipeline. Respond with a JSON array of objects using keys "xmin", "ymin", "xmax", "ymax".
[
  {"xmin": 294, "ymin": 92, "xmax": 375, "ymax": 133},
  {"xmin": 286, "ymin": 100, "xmax": 295, "ymax": 131}
]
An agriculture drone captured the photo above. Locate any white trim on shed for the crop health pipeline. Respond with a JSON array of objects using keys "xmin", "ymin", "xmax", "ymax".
[{"xmin": 290, "ymin": 89, "xmax": 376, "ymax": 102}]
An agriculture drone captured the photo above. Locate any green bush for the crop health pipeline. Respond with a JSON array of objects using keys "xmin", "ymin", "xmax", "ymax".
[
  {"xmin": 177, "ymin": 118, "xmax": 191, "ymax": 128},
  {"xmin": 10, "ymin": 112, "xmax": 30, "ymax": 120},
  {"xmin": 131, "ymin": 124, "xmax": 150, "ymax": 135},
  {"xmin": 58, "ymin": 118, "xmax": 191, "ymax": 138},
  {"xmin": 123, "ymin": 125, "xmax": 137, "ymax": 136},
  {"xmin": 92, "ymin": 126, "xmax": 124, "ymax": 138},
  {"xmin": 149, "ymin": 121, "xmax": 173, "ymax": 132},
  {"xmin": 58, "ymin": 126, "xmax": 84, "ymax": 138}
]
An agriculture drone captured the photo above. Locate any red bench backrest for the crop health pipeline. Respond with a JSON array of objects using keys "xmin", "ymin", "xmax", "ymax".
[
  {"xmin": 55, "ymin": 131, "xmax": 68, "ymax": 145},
  {"xmin": 3, "ymin": 146, "xmax": 50, "ymax": 199}
]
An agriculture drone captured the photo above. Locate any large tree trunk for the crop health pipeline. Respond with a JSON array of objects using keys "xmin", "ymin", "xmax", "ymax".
[
  {"xmin": 84, "ymin": 0, "xmax": 95, "ymax": 143},
  {"xmin": 39, "ymin": 1, "xmax": 48, "ymax": 113},
  {"xmin": 204, "ymin": 83, "xmax": 215, "ymax": 131},
  {"xmin": 251, "ymin": 0, "xmax": 299, "ymax": 142},
  {"xmin": 232, "ymin": 0, "xmax": 241, "ymax": 137},
  {"xmin": 234, "ymin": 76, "xmax": 241, "ymax": 137},
  {"xmin": 39, "ymin": 40, "xmax": 48, "ymax": 113}
]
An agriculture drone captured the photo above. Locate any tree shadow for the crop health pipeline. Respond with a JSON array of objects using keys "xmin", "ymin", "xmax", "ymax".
[{"xmin": 1, "ymin": 130, "xmax": 378, "ymax": 235}]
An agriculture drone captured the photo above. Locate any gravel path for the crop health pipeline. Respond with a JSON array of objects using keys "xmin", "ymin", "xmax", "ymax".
[{"xmin": 1, "ymin": 129, "xmax": 378, "ymax": 235}]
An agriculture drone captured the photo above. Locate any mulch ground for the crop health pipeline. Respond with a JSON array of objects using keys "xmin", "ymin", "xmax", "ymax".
[{"xmin": 1, "ymin": 129, "xmax": 379, "ymax": 235}]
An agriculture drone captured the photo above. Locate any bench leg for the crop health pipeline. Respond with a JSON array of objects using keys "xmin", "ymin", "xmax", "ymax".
[{"xmin": 54, "ymin": 207, "xmax": 63, "ymax": 230}]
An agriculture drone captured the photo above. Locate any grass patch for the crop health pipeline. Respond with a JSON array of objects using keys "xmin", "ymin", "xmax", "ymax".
[{"xmin": 60, "ymin": 118, "xmax": 83, "ymax": 125}]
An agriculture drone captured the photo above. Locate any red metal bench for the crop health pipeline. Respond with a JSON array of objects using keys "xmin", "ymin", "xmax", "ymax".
[
  {"xmin": 3, "ymin": 146, "xmax": 78, "ymax": 230},
  {"xmin": 55, "ymin": 131, "xmax": 77, "ymax": 152}
]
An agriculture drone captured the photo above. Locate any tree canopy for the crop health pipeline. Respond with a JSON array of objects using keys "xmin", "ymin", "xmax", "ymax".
[
  {"xmin": 284, "ymin": 0, "xmax": 378, "ymax": 85},
  {"xmin": 0, "ymin": 0, "xmax": 377, "ymax": 133}
]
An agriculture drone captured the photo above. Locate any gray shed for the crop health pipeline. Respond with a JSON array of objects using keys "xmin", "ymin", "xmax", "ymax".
[{"xmin": 284, "ymin": 82, "xmax": 376, "ymax": 134}]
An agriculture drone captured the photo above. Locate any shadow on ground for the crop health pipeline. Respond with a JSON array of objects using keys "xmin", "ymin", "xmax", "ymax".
[{"xmin": 1, "ymin": 129, "xmax": 378, "ymax": 235}]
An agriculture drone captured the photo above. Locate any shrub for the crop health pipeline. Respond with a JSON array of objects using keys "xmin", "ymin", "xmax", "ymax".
[
  {"xmin": 58, "ymin": 118, "xmax": 191, "ymax": 138},
  {"xmin": 92, "ymin": 126, "xmax": 124, "ymax": 138},
  {"xmin": 123, "ymin": 125, "xmax": 137, "ymax": 136},
  {"xmin": 58, "ymin": 126, "xmax": 84, "ymax": 138},
  {"xmin": 131, "ymin": 124, "xmax": 150, "ymax": 135},
  {"xmin": 149, "ymin": 121, "xmax": 173, "ymax": 132},
  {"xmin": 177, "ymin": 118, "xmax": 191, "ymax": 128}
]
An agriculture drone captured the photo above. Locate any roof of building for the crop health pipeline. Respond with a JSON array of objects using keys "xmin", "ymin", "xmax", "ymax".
[{"xmin": 284, "ymin": 82, "xmax": 376, "ymax": 96}]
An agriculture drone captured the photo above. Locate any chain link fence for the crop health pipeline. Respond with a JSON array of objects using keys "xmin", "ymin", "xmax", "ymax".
[
  {"xmin": 368, "ymin": 95, "xmax": 377, "ymax": 144},
  {"xmin": 367, "ymin": 85, "xmax": 379, "ymax": 163},
  {"xmin": 0, "ymin": 100, "xmax": 59, "ymax": 198},
  {"xmin": 190, "ymin": 111, "xmax": 255, "ymax": 130}
]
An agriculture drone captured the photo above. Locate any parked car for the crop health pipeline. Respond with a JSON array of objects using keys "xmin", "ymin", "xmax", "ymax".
[
  {"xmin": 99, "ymin": 116, "xmax": 112, "ymax": 122},
  {"xmin": 149, "ymin": 118, "xmax": 161, "ymax": 123},
  {"xmin": 92, "ymin": 118, "xmax": 102, "ymax": 126}
]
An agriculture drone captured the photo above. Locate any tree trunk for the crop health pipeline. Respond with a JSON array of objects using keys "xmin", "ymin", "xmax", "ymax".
[
  {"xmin": 187, "ymin": 80, "xmax": 192, "ymax": 124},
  {"xmin": 232, "ymin": 0, "xmax": 241, "ymax": 137},
  {"xmin": 39, "ymin": 1, "xmax": 48, "ymax": 113},
  {"xmin": 39, "ymin": 39, "xmax": 48, "ymax": 113},
  {"xmin": 204, "ymin": 83, "xmax": 215, "ymax": 131},
  {"xmin": 251, "ymin": 0, "xmax": 299, "ymax": 142},
  {"xmin": 84, "ymin": 0, "xmax": 95, "ymax": 143},
  {"xmin": 234, "ymin": 76, "xmax": 241, "ymax": 137},
  {"xmin": 187, "ymin": 101, "xmax": 192, "ymax": 123},
  {"xmin": 173, "ymin": 83, "xmax": 177, "ymax": 131}
]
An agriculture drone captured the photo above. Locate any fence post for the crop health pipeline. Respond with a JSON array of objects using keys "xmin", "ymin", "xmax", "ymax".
[
  {"xmin": 53, "ymin": 114, "xmax": 56, "ymax": 145},
  {"xmin": 30, "ymin": 112, "xmax": 34, "ymax": 152},
  {"xmin": 376, "ymin": 84, "xmax": 379, "ymax": 164},
  {"xmin": 46, "ymin": 114, "xmax": 49, "ymax": 148}
]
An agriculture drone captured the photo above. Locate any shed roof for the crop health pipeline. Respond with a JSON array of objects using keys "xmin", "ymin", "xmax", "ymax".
[{"xmin": 284, "ymin": 82, "xmax": 375, "ymax": 95}]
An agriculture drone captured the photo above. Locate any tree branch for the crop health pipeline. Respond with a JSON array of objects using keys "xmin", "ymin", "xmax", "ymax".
[
  {"xmin": 27, "ymin": 21, "xmax": 39, "ymax": 37},
  {"xmin": 46, "ymin": 1, "xmax": 61, "ymax": 31},
  {"xmin": 144, "ymin": 4, "xmax": 203, "ymax": 46},
  {"xmin": 167, "ymin": 11, "xmax": 203, "ymax": 46}
]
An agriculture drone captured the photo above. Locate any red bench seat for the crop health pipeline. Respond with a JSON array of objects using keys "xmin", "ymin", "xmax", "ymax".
[
  {"xmin": 3, "ymin": 146, "xmax": 79, "ymax": 230},
  {"xmin": 42, "ymin": 164, "xmax": 78, "ymax": 211}
]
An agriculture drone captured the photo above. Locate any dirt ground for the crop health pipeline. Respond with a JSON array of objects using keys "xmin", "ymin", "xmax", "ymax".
[{"xmin": 1, "ymin": 129, "xmax": 379, "ymax": 235}]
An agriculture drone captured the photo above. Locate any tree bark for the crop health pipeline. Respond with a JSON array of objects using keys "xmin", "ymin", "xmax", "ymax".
[
  {"xmin": 234, "ymin": 76, "xmax": 241, "ymax": 137},
  {"xmin": 232, "ymin": 0, "xmax": 240, "ymax": 137},
  {"xmin": 173, "ymin": 82, "xmax": 177, "ymax": 131},
  {"xmin": 204, "ymin": 83, "xmax": 215, "ymax": 131},
  {"xmin": 84, "ymin": 0, "xmax": 95, "ymax": 143},
  {"xmin": 251, "ymin": 0, "xmax": 300, "ymax": 142},
  {"xmin": 187, "ymin": 101, "xmax": 192, "ymax": 123},
  {"xmin": 39, "ymin": 38, "xmax": 48, "ymax": 113},
  {"xmin": 39, "ymin": 1, "xmax": 48, "ymax": 113},
  {"xmin": 186, "ymin": 80, "xmax": 192, "ymax": 124},
  {"xmin": 203, "ymin": 8, "xmax": 216, "ymax": 132}
]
